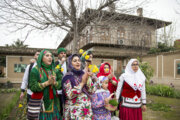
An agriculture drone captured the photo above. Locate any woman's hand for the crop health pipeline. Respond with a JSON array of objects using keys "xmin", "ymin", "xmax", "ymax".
[
  {"xmin": 108, "ymin": 69, "xmax": 114, "ymax": 80},
  {"xmin": 48, "ymin": 75, "xmax": 54, "ymax": 85},
  {"xmin": 81, "ymin": 71, "xmax": 88, "ymax": 84},
  {"xmin": 142, "ymin": 105, "xmax": 147, "ymax": 112},
  {"xmin": 105, "ymin": 93, "xmax": 114, "ymax": 104},
  {"xmin": 52, "ymin": 76, "xmax": 57, "ymax": 85}
]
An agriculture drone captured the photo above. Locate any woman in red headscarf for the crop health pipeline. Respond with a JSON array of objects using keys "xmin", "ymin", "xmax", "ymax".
[{"xmin": 97, "ymin": 62, "xmax": 118, "ymax": 94}]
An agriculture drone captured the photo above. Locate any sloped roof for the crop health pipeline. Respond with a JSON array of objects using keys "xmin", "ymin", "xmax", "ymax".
[{"xmin": 0, "ymin": 47, "xmax": 58, "ymax": 56}]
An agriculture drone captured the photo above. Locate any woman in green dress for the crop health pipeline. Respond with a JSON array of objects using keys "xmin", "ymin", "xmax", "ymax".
[{"xmin": 29, "ymin": 49, "xmax": 62, "ymax": 120}]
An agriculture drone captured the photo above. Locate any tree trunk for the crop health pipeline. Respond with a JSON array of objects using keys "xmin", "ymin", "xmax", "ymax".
[{"xmin": 72, "ymin": 19, "xmax": 79, "ymax": 54}]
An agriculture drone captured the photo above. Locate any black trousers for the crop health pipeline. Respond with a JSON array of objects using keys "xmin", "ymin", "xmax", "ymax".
[
  {"xmin": 58, "ymin": 94, "xmax": 63, "ymax": 116},
  {"xmin": 27, "ymin": 93, "xmax": 31, "ymax": 104}
]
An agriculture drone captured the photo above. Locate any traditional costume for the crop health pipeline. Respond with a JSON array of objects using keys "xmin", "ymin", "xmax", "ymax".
[
  {"xmin": 29, "ymin": 49, "xmax": 62, "ymax": 120},
  {"xmin": 62, "ymin": 54, "xmax": 96, "ymax": 120},
  {"xmin": 97, "ymin": 62, "xmax": 118, "ymax": 94},
  {"xmin": 91, "ymin": 76, "xmax": 111, "ymax": 120},
  {"xmin": 116, "ymin": 59, "xmax": 146, "ymax": 120}
]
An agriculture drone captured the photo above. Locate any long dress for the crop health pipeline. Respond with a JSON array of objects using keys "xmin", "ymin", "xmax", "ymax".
[
  {"xmin": 91, "ymin": 91, "xmax": 111, "ymax": 120},
  {"xmin": 29, "ymin": 66, "xmax": 62, "ymax": 120},
  {"xmin": 63, "ymin": 73, "xmax": 97, "ymax": 120}
]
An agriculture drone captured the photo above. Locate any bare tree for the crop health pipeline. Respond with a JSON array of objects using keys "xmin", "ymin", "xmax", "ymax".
[
  {"xmin": 158, "ymin": 23, "xmax": 176, "ymax": 46},
  {"xmin": 0, "ymin": 0, "xmax": 150, "ymax": 53}
]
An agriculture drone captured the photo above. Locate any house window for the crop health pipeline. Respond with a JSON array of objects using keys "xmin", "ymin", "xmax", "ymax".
[
  {"xmin": 100, "ymin": 27, "xmax": 109, "ymax": 41},
  {"xmin": 177, "ymin": 63, "xmax": 180, "ymax": 75},
  {"xmin": 117, "ymin": 27, "xmax": 125, "ymax": 38},
  {"xmin": 14, "ymin": 64, "xmax": 27, "ymax": 73}
]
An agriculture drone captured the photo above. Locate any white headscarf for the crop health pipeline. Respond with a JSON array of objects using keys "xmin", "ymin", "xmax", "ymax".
[{"xmin": 122, "ymin": 59, "xmax": 146, "ymax": 91}]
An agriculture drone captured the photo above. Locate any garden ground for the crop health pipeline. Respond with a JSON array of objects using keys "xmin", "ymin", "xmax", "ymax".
[{"xmin": 1, "ymin": 91, "xmax": 180, "ymax": 120}]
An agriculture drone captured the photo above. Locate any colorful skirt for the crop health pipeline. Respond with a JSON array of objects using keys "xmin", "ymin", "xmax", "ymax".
[
  {"xmin": 39, "ymin": 105, "xmax": 62, "ymax": 120},
  {"xmin": 93, "ymin": 111, "xmax": 111, "ymax": 120},
  {"xmin": 119, "ymin": 105, "xmax": 142, "ymax": 120}
]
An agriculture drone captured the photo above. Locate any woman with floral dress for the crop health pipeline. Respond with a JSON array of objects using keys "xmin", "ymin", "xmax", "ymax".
[{"xmin": 62, "ymin": 54, "xmax": 96, "ymax": 120}]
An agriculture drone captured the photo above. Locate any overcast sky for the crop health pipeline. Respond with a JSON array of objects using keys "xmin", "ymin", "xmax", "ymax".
[{"xmin": 0, "ymin": 0, "xmax": 179, "ymax": 49}]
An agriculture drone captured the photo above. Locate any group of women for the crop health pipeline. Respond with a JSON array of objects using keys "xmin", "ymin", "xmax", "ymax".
[{"xmin": 29, "ymin": 49, "xmax": 146, "ymax": 120}]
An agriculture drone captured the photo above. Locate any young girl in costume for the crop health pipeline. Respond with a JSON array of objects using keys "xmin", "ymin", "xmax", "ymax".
[{"xmin": 91, "ymin": 76, "xmax": 114, "ymax": 120}]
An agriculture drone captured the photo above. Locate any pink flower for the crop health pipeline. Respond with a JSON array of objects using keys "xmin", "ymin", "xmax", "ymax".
[
  {"xmin": 73, "ymin": 91, "xmax": 79, "ymax": 94},
  {"xmin": 72, "ymin": 109, "xmax": 76, "ymax": 113},
  {"xmin": 40, "ymin": 74, "xmax": 41, "ymax": 78},
  {"xmin": 43, "ymin": 51, "xmax": 47, "ymax": 54},
  {"xmin": 83, "ymin": 108, "xmax": 89, "ymax": 115},
  {"xmin": 91, "ymin": 83, "xmax": 93, "ymax": 86},
  {"xmin": 72, "ymin": 98, "xmax": 77, "ymax": 104}
]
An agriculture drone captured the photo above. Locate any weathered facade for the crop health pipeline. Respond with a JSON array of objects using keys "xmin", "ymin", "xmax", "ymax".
[
  {"xmin": 58, "ymin": 9, "xmax": 171, "ymax": 58},
  {"xmin": 58, "ymin": 9, "xmax": 171, "ymax": 75}
]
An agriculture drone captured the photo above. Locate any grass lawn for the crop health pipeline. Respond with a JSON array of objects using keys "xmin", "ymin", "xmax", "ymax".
[
  {"xmin": 143, "ymin": 95, "xmax": 180, "ymax": 120},
  {"xmin": 0, "ymin": 93, "xmax": 15, "ymax": 114},
  {"xmin": 0, "ymin": 89, "xmax": 20, "ymax": 120}
]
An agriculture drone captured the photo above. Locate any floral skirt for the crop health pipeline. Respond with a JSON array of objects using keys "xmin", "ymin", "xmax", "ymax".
[
  {"xmin": 39, "ymin": 105, "xmax": 62, "ymax": 120},
  {"xmin": 93, "ymin": 111, "xmax": 111, "ymax": 120},
  {"xmin": 119, "ymin": 105, "xmax": 142, "ymax": 120}
]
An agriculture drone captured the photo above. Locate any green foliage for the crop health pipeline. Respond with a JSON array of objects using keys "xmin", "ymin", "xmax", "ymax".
[
  {"xmin": 109, "ymin": 99, "xmax": 118, "ymax": 106},
  {"xmin": 0, "ymin": 88, "xmax": 18, "ymax": 93},
  {"xmin": 147, "ymin": 102, "xmax": 171, "ymax": 112},
  {"xmin": 0, "ymin": 56, "xmax": 6, "ymax": 67},
  {"xmin": 137, "ymin": 57, "xmax": 154, "ymax": 82},
  {"xmin": 148, "ymin": 42, "xmax": 176, "ymax": 54},
  {"xmin": 174, "ymin": 40, "xmax": 180, "ymax": 49},
  {"xmin": 5, "ymin": 39, "xmax": 28, "ymax": 48},
  {"xmin": 0, "ymin": 90, "xmax": 20, "ymax": 120},
  {"xmin": 16, "ymin": 92, "xmax": 27, "ymax": 120},
  {"xmin": 146, "ymin": 84, "xmax": 180, "ymax": 99}
]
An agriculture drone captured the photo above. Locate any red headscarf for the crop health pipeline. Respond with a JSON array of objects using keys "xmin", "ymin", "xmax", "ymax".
[{"xmin": 97, "ymin": 62, "xmax": 118, "ymax": 94}]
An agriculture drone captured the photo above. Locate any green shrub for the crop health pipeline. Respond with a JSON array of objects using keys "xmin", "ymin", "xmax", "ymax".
[
  {"xmin": 146, "ymin": 84, "xmax": 180, "ymax": 98},
  {"xmin": 137, "ymin": 57, "xmax": 154, "ymax": 82}
]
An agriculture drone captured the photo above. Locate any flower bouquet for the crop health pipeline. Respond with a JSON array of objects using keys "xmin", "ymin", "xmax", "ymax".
[{"xmin": 55, "ymin": 64, "xmax": 64, "ymax": 73}]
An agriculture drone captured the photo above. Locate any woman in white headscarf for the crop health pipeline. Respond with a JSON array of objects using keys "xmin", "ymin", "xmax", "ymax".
[{"xmin": 116, "ymin": 59, "xmax": 146, "ymax": 120}]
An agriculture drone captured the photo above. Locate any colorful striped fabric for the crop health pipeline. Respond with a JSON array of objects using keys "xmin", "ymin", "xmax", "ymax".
[{"xmin": 27, "ymin": 98, "xmax": 42, "ymax": 120}]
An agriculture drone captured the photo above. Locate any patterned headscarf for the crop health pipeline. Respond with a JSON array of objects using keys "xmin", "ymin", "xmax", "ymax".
[{"xmin": 97, "ymin": 76, "xmax": 108, "ymax": 88}]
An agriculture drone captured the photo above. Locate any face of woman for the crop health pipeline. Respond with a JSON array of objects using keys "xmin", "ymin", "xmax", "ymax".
[
  {"xmin": 104, "ymin": 64, "xmax": 109, "ymax": 73},
  {"xmin": 131, "ymin": 61, "xmax": 139, "ymax": 72},
  {"xmin": 42, "ymin": 52, "xmax": 52, "ymax": 65},
  {"xmin": 102, "ymin": 79, "xmax": 109, "ymax": 90},
  {"xmin": 72, "ymin": 56, "xmax": 81, "ymax": 70},
  {"xmin": 89, "ymin": 54, "xmax": 93, "ymax": 61}
]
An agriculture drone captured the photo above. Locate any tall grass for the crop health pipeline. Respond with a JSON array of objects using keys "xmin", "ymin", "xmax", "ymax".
[{"xmin": 0, "ymin": 90, "xmax": 20, "ymax": 120}]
